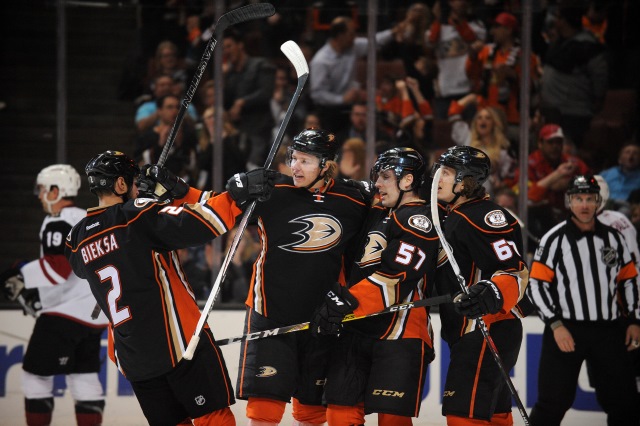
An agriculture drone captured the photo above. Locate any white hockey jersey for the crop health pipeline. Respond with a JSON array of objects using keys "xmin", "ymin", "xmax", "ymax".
[{"xmin": 21, "ymin": 206, "xmax": 108, "ymax": 326}]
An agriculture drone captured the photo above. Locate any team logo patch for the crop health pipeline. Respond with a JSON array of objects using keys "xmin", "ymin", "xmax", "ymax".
[
  {"xmin": 600, "ymin": 246, "xmax": 617, "ymax": 267},
  {"xmin": 256, "ymin": 366, "xmax": 277, "ymax": 377},
  {"xmin": 194, "ymin": 395, "xmax": 206, "ymax": 406},
  {"xmin": 408, "ymin": 214, "xmax": 432, "ymax": 233},
  {"xmin": 356, "ymin": 231, "xmax": 387, "ymax": 267},
  {"xmin": 279, "ymin": 214, "xmax": 343, "ymax": 253},
  {"xmin": 484, "ymin": 210, "xmax": 508, "ymax": 228}
]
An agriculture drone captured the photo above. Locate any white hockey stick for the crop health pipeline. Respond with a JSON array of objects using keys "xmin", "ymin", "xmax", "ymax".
[
  {"xmin": 183, "ymin": 41, "xmax": 309, "ymax": 360},
  {"xmin": 158, "ymin": 3, "xmax": 276, "ymax": 166},
  {"xmin": 430, "ymin": 167, "xmax": 530, "ymax": 425}
]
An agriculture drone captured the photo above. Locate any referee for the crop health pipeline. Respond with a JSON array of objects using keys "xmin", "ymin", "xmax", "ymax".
[{"xmin": 527, "ymin": 175, "xmax": 640, "ymax": 426}]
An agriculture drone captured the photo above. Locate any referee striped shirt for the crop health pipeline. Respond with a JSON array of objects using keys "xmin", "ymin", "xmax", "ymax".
[{"xmin": 528, "ymin": 218, "xmax": 640, "ymax": 325}]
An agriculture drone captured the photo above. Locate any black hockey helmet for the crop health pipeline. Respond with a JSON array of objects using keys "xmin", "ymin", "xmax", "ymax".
[
  {"xmin": 85, "ymin": 150, "xmax": 139, "ymax": 195},
  {"xmin": 371, "ymin": 147, "xmax": 426, "ymax": 190},
  {"xmin": 287, "ymin": 128, "xmax": 339, "ymax": 168},
  {"xmin": 432, "ymin": 146, "xmax": 490, "ymax": 185},
  {"xmin": 565, "ymin": 174, "xmax": 601, "ymax": 207}
]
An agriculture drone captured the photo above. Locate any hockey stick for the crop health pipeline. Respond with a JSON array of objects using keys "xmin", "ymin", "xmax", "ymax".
[
  {"xmin": 215, "ymin": 294, "xmax": 452, "ymax": 346},
  {"xmin": 183, "ymin": 40, "xmax": 309, "ymax": 360},
  {"xmin": 430, "ymin": 168, "xmax": 530, "ymax": 425},
  {"xmin": 157, "ymin": 2, "xmax": 276, "ymax": 166}
]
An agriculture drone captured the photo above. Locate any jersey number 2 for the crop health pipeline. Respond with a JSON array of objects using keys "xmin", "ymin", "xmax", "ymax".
[{"xmin": 97, "ymin": 266, "xmax": 131, "ymax": 326}]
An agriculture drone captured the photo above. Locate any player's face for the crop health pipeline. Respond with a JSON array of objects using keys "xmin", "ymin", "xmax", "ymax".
[
  {"xmin": 568, "ymin": 193, "xmax": 598, "ymax": 223},
  {"xmin": 435, "ymin": 166, "xmax": 461, "ymax": 203},
  {"xmin": 289, "ymin": 150, "xmax": 323, "ymax": 188},
  {"xmin": 375, "ymin": 169, "xmax": 401, "ymax": 207}
]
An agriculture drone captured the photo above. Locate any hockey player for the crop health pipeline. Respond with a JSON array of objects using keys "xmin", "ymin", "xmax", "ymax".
[
  {"xmin": 235, "ymin": 128, "xmax": 370, "ymax": 426},
  {"xmin": 1, "ymin": 164, "xmax": 109, "ymax": 426},
  {"xmin": 527, "ymin": 175, "xmax": 640, "ymax": 425},
  {"xmin": 64, "ymin": 150, "xmax": 276, "ymax": 426},
  {"xmin": 432, "ymin": 146, "xmax": 531, "ymax": 425},
  {"xmin": 312, "ymin": 147, "xmax": 441, "ymax": 426}
]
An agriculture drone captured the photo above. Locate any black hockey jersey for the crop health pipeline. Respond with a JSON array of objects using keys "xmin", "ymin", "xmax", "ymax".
[
  {"xmin": 246, "ymin": 177, "xmax": 369, "ymax": 325},
  {"xmin": 345, "ymin": 201, "xmax": 440, "ymax": 344},
  {"xmin": 436, "ymin": 197, "xmax": 532, "ymax": 344},
  {"xmin": 65, "ymin": 189, "xmax": 240, "ymax": 381}
]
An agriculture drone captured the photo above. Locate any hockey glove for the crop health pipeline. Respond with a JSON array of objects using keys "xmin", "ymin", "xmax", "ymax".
[
  {"xmin": 226, "ymin": 168, "xmax": 279, "ymax": 207},
  {"xmin": 453, "ymin": 280, "xmax": 503, "ymax": 319},
  {"xmin": 19, "ymin": 288, "xmax": 42, "ymax": 317},
  {"xmin": 311, "ymin": 282, "xmax": 359, "ymax": 336},
  {"xmin": 343, "ymin": 179, "xmax": 374, "ymax": 205},
  {"xmin": 139, "ymin": 164, "xmax": 190, "ymax": 201},
  {"xmin": 3, "ymin": 271, "xmax": 25, "ymax": 301}
]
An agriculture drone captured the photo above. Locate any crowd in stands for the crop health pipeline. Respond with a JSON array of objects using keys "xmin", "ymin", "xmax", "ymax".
[{"xmin": 117, "ymin": 0, "xmax": 639, "ymax": 302}]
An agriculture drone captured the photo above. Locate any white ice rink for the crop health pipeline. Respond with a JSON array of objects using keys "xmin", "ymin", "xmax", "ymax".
[{"xmin": 0, "ymin": 311, "xmax": 608, "ymax": 425}]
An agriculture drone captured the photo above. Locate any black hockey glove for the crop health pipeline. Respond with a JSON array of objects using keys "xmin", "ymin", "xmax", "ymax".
[
  {"xmin": 311, "ymin": 282, "xmax": 359, "ymax": 336},
  {"xmin": 343, "ymin": 179, "xmax": 375, "ymax": 205},
  {"xmin": 453, "ymin": 280, "xmax": 504, "ymax": 319},
  {"xmin": 139, "ymin": 164, "xmax": 189, "ymax": 201},
  {"xmin": 19, "ymin": 288, "xmax": 42, "ymax": 317},
  {"xmin": 226, "ymin": 169, "xmax": 279, "ymax": 207}
]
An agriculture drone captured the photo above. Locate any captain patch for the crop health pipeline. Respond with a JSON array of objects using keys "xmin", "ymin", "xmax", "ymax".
[
  {"xmin": 484, "ymin": 210, "xmax": 508, "ymax": 228},
  {"xmin": 408, "ymin": 215, "xmax": 432, "ymax": 233}
]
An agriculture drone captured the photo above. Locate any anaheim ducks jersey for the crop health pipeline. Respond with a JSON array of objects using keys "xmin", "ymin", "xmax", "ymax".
[
  {"xmin": 436, "ymin": 197, "xmax": 533, "ymax": 344},
  {"xmin": 21, "ymin": 206, "xmax": 108, "ymax": 326},
  {"xmin": 344, "ymin": 201, "xmax": 440, "ymax": 344},
  {"xmin": 247, "ymin": 177, "xmax": 369, "ymax": 325},
  {"xmin": 65, "ymin": 188, "xmax": 240, "ymax": 381}
]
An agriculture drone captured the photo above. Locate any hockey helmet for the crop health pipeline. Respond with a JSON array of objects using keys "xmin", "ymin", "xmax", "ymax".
[
  {"xmin": 432, "ymin": 146, "xmax": 490, "ymax": 185},
  {"xmin": 287, "ymin": 128, "xmax": 339, "ymax": 168},
  {"xmin": 370, "ymin": 147, "xmax": 426, "ymax": 190},
  {"xmin": 565, "ymin": 174, "xmax": 601, "ymax": 207},
  {"xmin": 85, "ymin": 150, "xmax": 139, "ymax": 195},
  {"xmin": 35, "ymin": 164, "xmax": 81, "ymax": 198},
  {"xmin": 593, "ymin": 175, "xmax": 609, "ymax": 212}
]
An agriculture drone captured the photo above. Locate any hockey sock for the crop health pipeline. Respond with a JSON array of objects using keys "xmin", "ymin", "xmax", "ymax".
[
  {"xmin": 292, "ymin": 398, "xmax": 326, "ymax": 424},
  {"xmin": 25, "ymin": 397, "xmax": 54, "ymax": 426},
  {"xmin": 75, "ymin": 399, "xmax": 105, "ymax": 426},
  {"xmin": 378, "ymin": 413, "xmax": 413, "ymax": 426},
  {"xmin": 326, "ymin": 403, "xmax": 365, "ymax": 426},
  {"xmin": 246, "ymin": 397, "xmax": 286, "ymax": 424},
  {"xmin": 193, "ymin": 407, "xmax": 235, "ymax": 426}
]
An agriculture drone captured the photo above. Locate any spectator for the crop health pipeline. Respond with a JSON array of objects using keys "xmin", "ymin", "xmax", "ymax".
[
  {"xmin": 516, "ymin": 123, "xmax": 590, "ymax": 238},
  {"xmin": 146, "ymin": 40, "xmax": 189, "ymax": 96},
  {"xmin": 197, "ymin": 79, "xmax": 216, "ymax": 116},
  {"xmin": 338, "ymin": 137, "xmax": 367, "ymax": 180},
  {"xmin": 399, "ymin": 76, "xmax": 434, "ymax": 150},
  {"xmin": 303, "ymin": 111, "xmax": 321, "ymax": 130},
  {"xmin": 582, "ymin": 0, "xmax": 610, "ymax": 44},
  {"xmin": 527, "ymin": 175, "xmax": 640, "ymax": 425},
  {"xmin": 135, "ymin": 74, "xmax": 198, "ymax": 133},
  {"xmin": 271, "ymin": 65, "xmax": 307, "ymax": 142},
  {"xmin": 449, "ymin": 94, "xmax": 517, "ymax": 196},
  {"xmin": 195, "ymin": 106, "xmax": 247, "ymax": 190},
  {"xmin": 599, "ymin": 142, "xmax": 640, "ymax": 207},
  {"xmin": 1, "ymin": 165, "xmax": 108, "ymax": 426},
  {"xmin": 222, "ymin": 29, "xmax": 276, "ymax": 170},
  {"xmin": 466, "ymin": 12, "xmax": 541, "ymax": 141},
  {"xmin": 336, "ymin": 102, "xmax": 367, "ymax": 143},
  {"xmin": 375, "ymin": 76, "xmax": 417, "ymax": 140},
  {"xmin": 426, "ymin": 0, "xmax": 487, "ymax": 119},
  {"xmin": 539, "ymin": 0, "xmax": 608, "ymax": 148},
  {"xmin": 309, "ymin": 16, "xmax": 390, "ymax": 134},
  {"xmin": 136, "ymin": 94, "xmax": 198, "ymax": 183}
]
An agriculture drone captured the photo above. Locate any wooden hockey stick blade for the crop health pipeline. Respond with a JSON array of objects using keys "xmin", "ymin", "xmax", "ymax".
[
  {"xmin": 158, "ymin": 3, "xmax": 275, "ymax": 166},
  {"xmin": 214, "ymin": 294, "xmax": 452, "ymax": 346},
  {"xmin": 182, "ymin": 40, "xmax": 308, "ymax": 361}
]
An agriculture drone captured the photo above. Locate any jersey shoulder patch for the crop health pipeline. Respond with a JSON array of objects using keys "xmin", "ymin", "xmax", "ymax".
[
  {"xmin": 454, "ymin": 200, "xmax": 515, "ymax": 232},
  {"xmin": 408, "ymin": 214, "xmax": 433, "ymax": 233},
  {"xmin": 483, "ymin": 209, "xmax": 509, "ymax": 228}
]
